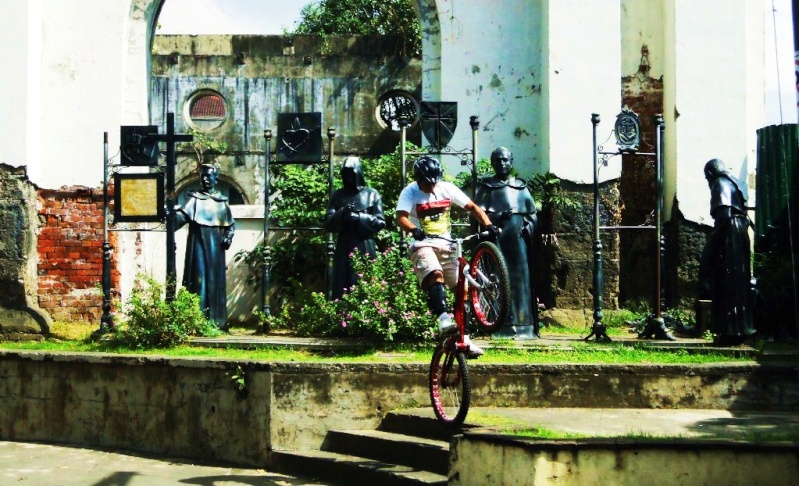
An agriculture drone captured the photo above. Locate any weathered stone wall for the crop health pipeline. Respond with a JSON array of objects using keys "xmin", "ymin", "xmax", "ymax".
[
  {"xmin": 0, "ymin": 165, "xmax": 50, "ymax": 339},
  {"xmin": 151, "ymin": 34, "xmax": 422, "ymax": 205},
  {"xmin": 537, "ymin": 181, "xmax": 621, "ymax": 310},
  {"xmin": 620, "ymin": 68, "xmax": 665, "ymax": 308},
  {"xmin": 37, "ymin": 187, "xmax": 118, "ymax": 323},
  {"xmin": 0, "ymin": 350, "xmax": 796, "ymax": 464}
]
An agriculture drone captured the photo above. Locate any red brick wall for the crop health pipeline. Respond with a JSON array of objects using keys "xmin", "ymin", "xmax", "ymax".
[{"xmin": 37, "ymin": 187, "xmax": 118, "ymax": 323}]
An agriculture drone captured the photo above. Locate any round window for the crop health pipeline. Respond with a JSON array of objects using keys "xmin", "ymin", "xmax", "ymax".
[
  {"xmin": 185, "ymin": 90, "xmax": 227, "ymax": 131},
  {"xmin": 376, "ymin": 90, "xmax": 419, "ymax": 131}
]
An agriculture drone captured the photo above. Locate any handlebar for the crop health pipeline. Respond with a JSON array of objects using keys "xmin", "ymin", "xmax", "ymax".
[{"xmin": 426, "ymin": 228, "xmax": 501, "ymax": 244}]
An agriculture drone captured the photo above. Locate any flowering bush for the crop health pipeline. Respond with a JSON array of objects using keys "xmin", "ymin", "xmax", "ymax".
[{"xmin": 294, "ymin": 245, "xmax": 436, "ymax": 343}]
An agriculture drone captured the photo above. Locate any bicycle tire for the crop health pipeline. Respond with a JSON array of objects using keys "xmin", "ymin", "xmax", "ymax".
[
  {"xmin": 428, "ymin": 340, "xmax": 470, "ymax": 427},
  {"xmin": 469, "ymin": 240, "xmax": 511, "ymax": 333}
]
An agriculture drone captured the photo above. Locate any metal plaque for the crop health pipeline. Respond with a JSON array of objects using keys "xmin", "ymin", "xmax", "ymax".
[
  {"xmin": 614, "ymin": 108, "xmax": 640, "ymax": 153},
  {"xmin": 420, "ymin": 102, "xmax": 457, "ymax": 150},
  {"xmin": 113, "ymin": 173, "xmax": 165, "ymax": 223},
  {"xmin": 120, "ymin": 125, "xmax": 159, "ymax": 166},
  {"xmin": 276, "ymin": 112, "xmax": 322, "ymax": 163}
]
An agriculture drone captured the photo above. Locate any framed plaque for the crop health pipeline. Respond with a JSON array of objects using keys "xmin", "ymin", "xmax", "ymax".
[{"xmin": 113, "ymin": 173, "xmax": 165, "ymax": 223}]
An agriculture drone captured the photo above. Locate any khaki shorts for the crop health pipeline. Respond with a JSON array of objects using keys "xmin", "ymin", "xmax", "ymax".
[{"xmin": 410, "ymin": 245, "xmax": 458, "ymax": 289}]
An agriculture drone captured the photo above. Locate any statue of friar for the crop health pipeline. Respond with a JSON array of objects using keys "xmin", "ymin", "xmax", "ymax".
[
  {"xmin": 473, "ymin": 147, "xmax": 540, "ymax": 339},
  {"xmin": 698, "ymin": 158, "xmax": 756, "ymax": 345},
  {"xmin": 175, "ymin": 163, "xmax": 235, "ymax": 330},
  {"xmin": 322, "ymin": 157, "xmax": 386, "ymax": 300}
]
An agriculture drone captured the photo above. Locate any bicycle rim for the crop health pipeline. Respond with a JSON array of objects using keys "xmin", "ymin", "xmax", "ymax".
[
  {"xmin": 469, "ymin": 241, "xmax": 511, "ymax": 333},
  {"xmin": 428, "ymin": 341, "xmax": 470, "ymax": 427}
]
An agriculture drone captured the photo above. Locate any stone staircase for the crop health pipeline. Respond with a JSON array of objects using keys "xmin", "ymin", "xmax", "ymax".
[{"xmin": 271, "ymin": 410, "xmax": 465, "ymax": 485}]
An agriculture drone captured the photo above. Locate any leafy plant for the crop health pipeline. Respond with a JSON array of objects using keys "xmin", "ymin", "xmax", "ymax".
[
  {"xmin": 228, "ymin": 365, "xmax": 247, "ymax": 393},
  {"xmin": 289, "ymin": 244, "xmax": 435, "ymax": 343},
  {"xmin": 112, "ymin": 276, "xmax": 220, "ymax": 348},
  {"xmin": 178, "ymin": 128, "xmax": 228, "ymax": 167},
  {"xmin": 528, "ymin": 172, "xmax": 581, "ymax": 215}
]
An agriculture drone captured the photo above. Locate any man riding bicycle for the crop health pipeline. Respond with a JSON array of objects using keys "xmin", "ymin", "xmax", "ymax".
[{"xmin": 396, "ymin": 155, "xmax": 499, "ymax": 358}]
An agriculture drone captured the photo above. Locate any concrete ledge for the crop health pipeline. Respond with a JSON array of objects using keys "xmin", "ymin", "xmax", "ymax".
[
  {"xmin": 451, "ymin": 433, "xmax": 799, "ymax": 485},
  {"xmin": 0, "ymin": 350, "xmax": 797, "ymax": 467}
]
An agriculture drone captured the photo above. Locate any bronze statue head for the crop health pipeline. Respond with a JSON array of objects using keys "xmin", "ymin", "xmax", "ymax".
[{"xmin": 490, "ymin": 147, "xmax": 513, "ymax": 180}]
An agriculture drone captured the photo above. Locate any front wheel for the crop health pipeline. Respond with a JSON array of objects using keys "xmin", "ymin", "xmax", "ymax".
[
  {"xmin": 469, "ymin": 241, "xmax": 511, "ymax": 333},
  {"xmin": 429, "ymin": 340, "xmax": 470, "ymax": 427}
]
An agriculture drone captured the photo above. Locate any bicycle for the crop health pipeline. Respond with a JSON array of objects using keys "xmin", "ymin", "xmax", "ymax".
[{"xmin": 427, "ymin": 230, "xmax": 511, "ymax": 427}]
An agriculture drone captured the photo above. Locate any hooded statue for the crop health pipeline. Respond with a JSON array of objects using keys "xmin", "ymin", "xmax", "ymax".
[
  {"xmin": 175, "ymin": 164, "xmax": 235, "ymax": 330},
  {"xmin": 473, "ymin": 147, "xmax": 540, "ymax": 339},
  {"xmin": 698, "ymin": 158, "xmax": 755, "ymax": 345},
  {"xmin": 322, "ymin": 157, "xmax": 386, "ymax": 300}
]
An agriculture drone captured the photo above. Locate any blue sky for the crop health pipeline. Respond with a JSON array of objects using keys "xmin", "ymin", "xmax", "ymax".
[{"xmin": 157, "ymin": 0, "xmax": 310, "ymax": 35}]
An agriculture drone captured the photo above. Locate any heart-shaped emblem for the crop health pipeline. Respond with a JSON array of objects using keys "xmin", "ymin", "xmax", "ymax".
[{"xmin": 281, "ymin": 128, "xmax": 310, "ymax": 153}]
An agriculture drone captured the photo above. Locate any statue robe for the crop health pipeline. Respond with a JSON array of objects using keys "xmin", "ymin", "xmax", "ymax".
[
  {"xmin": 699, "ymin": 174, "xmax": 755, "ymax": 344},
  {"xmin": 176, "ymin": 190, "xmax": 235, "ymax": 329},
  {"xmin": 474, "ymin": 176, "xmax": 539, "ymax": 337},
  {"xmin": 323, "ymin": 184, "xmax": 385, "ymax": 300}
]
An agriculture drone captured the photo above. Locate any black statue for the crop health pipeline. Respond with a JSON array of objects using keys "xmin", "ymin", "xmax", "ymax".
[
  {"xmin": 698, "ymin": 158, "xmax": 756, "ymax": 345},
  {"xmin": 323, "ymin": 157, "xmax": 386, "ymax": 300},
  {"xmin": 473, "ymin": 147, "xmax": 540, "ymax": 339},
  {"xmin": 175, "ymin": 164, "xmax": 235, "ymax": 330}
]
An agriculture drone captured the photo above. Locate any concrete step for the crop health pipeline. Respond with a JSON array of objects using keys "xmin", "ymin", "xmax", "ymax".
[
  {"xmin": 378, "ymin": 409, "xmax": 479, "ymax": 442},
  {"xmin": 270, "ymin": 449, "xmax": 448, "ymax": 486},
  {"xmin": 323, "ymin": 429, "xmax": 450, "ymax": 475}
]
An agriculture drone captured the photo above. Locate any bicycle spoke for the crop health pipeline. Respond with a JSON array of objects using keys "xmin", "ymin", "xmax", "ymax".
[{"xmin": 428, "ymin": 342, "xmax": 470, "ymax": 427}]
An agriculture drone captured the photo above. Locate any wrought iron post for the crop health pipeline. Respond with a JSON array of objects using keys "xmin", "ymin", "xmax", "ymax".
[
  {"xmin": 325, "ymin": 127, "xmax": 337, "ymax": 300},
  {"xmin": 654, "ymin": 114, "xmax": 665, "ymax": 318},
  {"xmin": 398, "ymin": 116, "xmax": 411, "ymax": 257},
  {"xmin": 100, "ymin": 132, "xmax": 113, "ymax": 332},
  {"xmin": 262, "ymin": 129, "xmax": 272, "ymax": 320},
  {"xmin": 469, "ymin": 116, "xmax": 479, "ymax": 197},
  {"xmin": 586, "ymin": 113, "xmax": 611, "ymax": 342}
]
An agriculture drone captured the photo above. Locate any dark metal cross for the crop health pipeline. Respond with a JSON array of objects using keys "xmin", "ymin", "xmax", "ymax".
[{"xmin": 421, "ymin": 102, "xmax": 458, "ymax": 150}]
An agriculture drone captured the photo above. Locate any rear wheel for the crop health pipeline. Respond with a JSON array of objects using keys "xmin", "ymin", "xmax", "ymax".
[
  {"xmin": 469, "ymin": 241, "xmax": 511, "ymax": 333},
  {"xmin": 429, "ymin": 340, "xmax": 470, "ymax": 427}
]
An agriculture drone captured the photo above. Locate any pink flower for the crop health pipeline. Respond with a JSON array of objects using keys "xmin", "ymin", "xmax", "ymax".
[{"xmin": 341, "ymin": 320, "xmax": 348, "ymax": 328}]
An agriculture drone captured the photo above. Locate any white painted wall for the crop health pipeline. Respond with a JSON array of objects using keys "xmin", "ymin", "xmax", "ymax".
[
  {"xmin": 542, "ymin": 0, "xmax": 622, "ymax": 184},
  {"xmin": 664, "ymin": 0, "xmax": 796, "ymax": 224}
]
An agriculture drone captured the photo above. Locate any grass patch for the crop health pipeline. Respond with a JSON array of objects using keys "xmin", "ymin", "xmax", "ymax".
[{"xmin": 0, "ymin": 338, "xmax": 755, "ymax": 364}]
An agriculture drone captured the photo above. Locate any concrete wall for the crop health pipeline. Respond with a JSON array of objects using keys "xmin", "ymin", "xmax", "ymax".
[
  {"xmin": 1, "ymin": 350, "xmax": 797, "ymax": 464},
  {"xmin": 451, "ymin": 434, "xmax": 799, "ymax": 486}
]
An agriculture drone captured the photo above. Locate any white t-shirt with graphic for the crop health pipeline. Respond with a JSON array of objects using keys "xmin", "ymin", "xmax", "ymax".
[{"xmin": 396, "ymin": 181, "xmax": 471, "ymax": 249}]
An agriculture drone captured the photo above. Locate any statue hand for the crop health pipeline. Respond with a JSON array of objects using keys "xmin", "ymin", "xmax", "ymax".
[{"xmin": 501, "ymin": 209, "xmax": 513, "ymax": 221}]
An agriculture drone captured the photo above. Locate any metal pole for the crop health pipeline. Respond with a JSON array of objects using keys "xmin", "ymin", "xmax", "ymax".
[
  {"xmin": 100, "ymin": 132, "xmax": 113, "ymax": 333},
  {"xmin": 469, "ymin": 116, "xmax": 480, "ymax": 197},
  {"xmin": 262, "ymin": 129, "xmax": 272, "ymax": 320},
  {"xmin": 586, "ymin": 113, "xmax": 610, "ymax": 342},
  {"xmin": 654, "ymin": 114, "xmax": 665, "ymax": 318},
  {"xmin": 325, "ymin": 127, "xmax": 336, "ymax": 300},
  {"xmin": 399, "ymin": 116, "xmax": 410, "ymax": 257}
]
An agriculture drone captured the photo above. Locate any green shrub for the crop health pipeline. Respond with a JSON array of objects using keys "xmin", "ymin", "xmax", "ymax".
[
  {"xmin": 113, "ymin": 277, "xmax": 220, "ymax": 348},
  {"xmin": 292, "ymin": 244, "xmax": 435, "ymax": 342}
]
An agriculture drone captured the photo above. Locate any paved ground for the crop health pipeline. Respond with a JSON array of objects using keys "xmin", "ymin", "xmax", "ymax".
[{"xmin": 0, "ymin": 440, "xmax": 334, "ymax": 486}]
